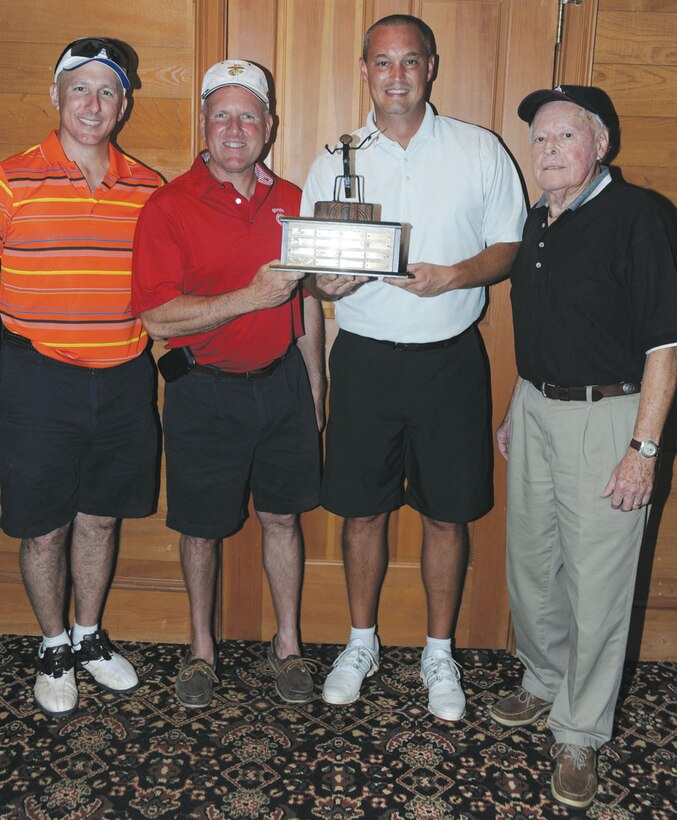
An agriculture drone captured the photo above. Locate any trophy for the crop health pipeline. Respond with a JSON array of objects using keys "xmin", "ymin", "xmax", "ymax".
[{"xmin": 276, "ymin": 132, "xmax": 408, "ymax": 278}]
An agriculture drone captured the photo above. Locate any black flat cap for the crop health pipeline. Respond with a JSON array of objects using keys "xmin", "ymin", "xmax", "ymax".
[{"xmin": 518, "ymin": 85, "xmax": 618, "ymax": 130}]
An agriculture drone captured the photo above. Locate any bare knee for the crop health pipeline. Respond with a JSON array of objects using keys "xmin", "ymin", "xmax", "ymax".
[
  {"xmin": 21, "ymin": 524, "xmax": 70, "ymax": 555},
  {"xmin": 256, "ymin": 511, "xmax": 298, "ymax": 533}
]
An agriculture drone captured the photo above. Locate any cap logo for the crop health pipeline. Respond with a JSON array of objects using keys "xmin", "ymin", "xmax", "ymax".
[{"xmin": 227, "ymin": 64, "xmax": 246, "ymax": 76}]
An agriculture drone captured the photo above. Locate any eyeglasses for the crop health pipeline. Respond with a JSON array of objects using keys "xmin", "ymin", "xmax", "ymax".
[{"xmin": 54, "ymin": 37, "xmax": 129, "ymax": 75}]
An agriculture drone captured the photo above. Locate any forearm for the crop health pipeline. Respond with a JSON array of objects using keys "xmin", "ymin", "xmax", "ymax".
[
  {"xmin": 297, "ymin": 295, "xmax": 326, "ymax": 388},
  {"xmin": 632, "ymin": 346, "xmax": 677, "ymax": 443},
  {"xmin": 451, "ymin": 241, "xmax": 520, "ymax": 289},
  {"xmin": 140, "ymin": 291, "xmax": 255, "ymax": 339}
]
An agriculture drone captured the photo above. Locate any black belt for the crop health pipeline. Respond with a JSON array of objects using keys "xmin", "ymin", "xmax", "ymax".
[
  {"xmin": 2, "ymin": 329, "xmax": 35, "ymax": 350},
  {"xmin": 369, "ymin": 331, "xmax": 466, "ymax": 351},
  {"xmin": 194, "ymin": 353, "xmax": 287, "ymax": 380},
  {"xmin": 532, "ymin": 381, "xmax": 641, "ymax": 401}
]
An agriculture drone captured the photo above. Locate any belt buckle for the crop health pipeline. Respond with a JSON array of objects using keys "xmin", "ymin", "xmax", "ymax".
[{"xmin": 540, "ymin": 382, "xmax": 550, "ymax": 398}]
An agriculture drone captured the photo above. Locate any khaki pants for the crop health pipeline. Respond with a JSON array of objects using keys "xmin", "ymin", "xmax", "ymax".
[{"xmin": 506, "ymin": 380, "xmax": 646, "ymax": 750}]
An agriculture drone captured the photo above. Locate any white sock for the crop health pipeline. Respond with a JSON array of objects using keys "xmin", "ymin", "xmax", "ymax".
[
  {"xmin": 423, "ymin": 636, "xmax": 452, "ymax": 661},
  {"xmin": 71, "ymin": 621, "xmax": 98, "ymax": 648},
  {"xmin": 349, "ymin": 626, "xmax": 378, "ymax": 654},
  {"xmin": 40, "ymin": 630, "xmax": 70, "ymax": 655}
]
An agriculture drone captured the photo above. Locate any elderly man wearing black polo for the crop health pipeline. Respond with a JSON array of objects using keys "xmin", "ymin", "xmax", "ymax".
[{"xmin": 490, "ymin": 85, "xmax": 677, "ymax": 809}]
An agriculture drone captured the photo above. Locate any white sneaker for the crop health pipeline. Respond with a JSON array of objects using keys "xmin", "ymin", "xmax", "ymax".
[
  {"xmin": 420, "ymin": 651, "xmax": 466, "ymax": 721},
  {"xmin": 322, "ymin": 639, "xmax": 379, "ymax": 705},
  {"xmin": 72, "ymin": 629, "xmax": 138, "ymax": 693},
  {"xmin": 34, "ymin": 644, "xmax": 79, "ymax": 717}
]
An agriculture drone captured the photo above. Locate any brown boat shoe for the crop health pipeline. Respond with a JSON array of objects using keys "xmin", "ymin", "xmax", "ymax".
[
  {"xmin": 551, "ymin": 743, "xmax": 598, "ymax": 809},
  {"xmin": 175, "ymin": 650, "xmax": 218, "ymax": 708},
  {"xmin": 489, "ymin": 686, "xmax": 552, "ymax": 727},
  {"xmin": 267, "ymin": 635, "xmax": 317, "ymax": 704}
]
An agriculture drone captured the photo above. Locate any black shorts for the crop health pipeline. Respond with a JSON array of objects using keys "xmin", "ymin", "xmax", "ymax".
[
  {"xmin": 0, "ymin": 342, "xmax": 160, "ymax": 538},
  {"xmin": 163, "ymin": 345, "xmax": 321, "ymax": 539},
  {"xmin": 321, "ymin": 329, "xmax": 493, "ymax": 522}
]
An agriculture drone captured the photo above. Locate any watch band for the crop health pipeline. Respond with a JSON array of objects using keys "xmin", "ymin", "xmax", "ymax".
[{"xmin": 630, "ymin": 438, "xmax": 659, "ymax": 457}]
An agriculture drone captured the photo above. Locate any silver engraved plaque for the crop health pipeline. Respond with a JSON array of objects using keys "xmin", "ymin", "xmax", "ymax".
[{"xmin": 276, "ymin": 217, "xmax": 407, "ymax": 278}]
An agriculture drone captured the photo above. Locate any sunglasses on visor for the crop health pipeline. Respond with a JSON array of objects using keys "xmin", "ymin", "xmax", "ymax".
[{"xmin": 54, "ymin": 37, "xmax": 130, "ymax": 75}]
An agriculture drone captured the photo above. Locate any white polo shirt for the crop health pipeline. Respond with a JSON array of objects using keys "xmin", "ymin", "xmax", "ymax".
[{"xmin": 301, "ymin": 104, "xmax": 526, "ymax": 343}]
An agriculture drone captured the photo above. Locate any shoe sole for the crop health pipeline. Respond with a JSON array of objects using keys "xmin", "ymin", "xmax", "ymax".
[
  {"xmin": 322, "ymin": 664, "xmax": 379, "ymax": 705},
  {"xmin": 551, "ymin": 775, "xmax": 596, "ymax": 809},
  {"xmin": 35, "ymin": 697, "xmax": 79, "ymax": 719},
  {"xmin": 176, "ymin": 694, "xmax": 212, "ymax": 708},
  {"xmin": 489, "ymin": 702, "xmax": 552, "ymax": 727}
]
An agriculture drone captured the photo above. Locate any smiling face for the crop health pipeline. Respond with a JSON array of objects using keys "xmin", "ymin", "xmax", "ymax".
[
  {"xmin": 530, "ymin": 101, "xmax": 609, "ymax": 206},
  {"xmin": 200, "ymin": 85, "xmax": 273, "ymax": 190},
  {"xmin": 360, "ymin": 22, "xmax": 434, "ymax": 130},
  {"xmin": 50, "ymin": 61, "xmax": 127, "ymax": 152}
]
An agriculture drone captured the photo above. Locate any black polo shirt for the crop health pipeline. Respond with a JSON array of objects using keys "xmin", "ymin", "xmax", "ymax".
[{"xmin": 510, "ymin": 179, "xmax": 677, "ymax": 386}]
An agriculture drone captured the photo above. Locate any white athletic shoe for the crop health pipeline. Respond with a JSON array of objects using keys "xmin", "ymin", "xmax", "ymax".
[
  {"xmin": 34, "ymin": 644, "xmax": 79, "ymax": 717},
  {"xmin": 72, "ymin": 630, "xmax": 138, "ymax": 693},
  {"xmin": 322, "ymin": 639, "xmax": 379, "ymax": 705},
  {"xmin": 421, "ymin": 651, "xmax": 466, "ymax": 721}
]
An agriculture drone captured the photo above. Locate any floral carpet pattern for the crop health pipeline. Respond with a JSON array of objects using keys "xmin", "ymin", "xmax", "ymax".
[{"xmin": 0, "ymin": 635, "xmax": 674, "ymax": 818}]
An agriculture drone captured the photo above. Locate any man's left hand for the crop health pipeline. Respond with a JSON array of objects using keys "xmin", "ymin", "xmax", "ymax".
[{"xmin": 600, "ymin": 450, "xmax": 656, "ymax": 511}]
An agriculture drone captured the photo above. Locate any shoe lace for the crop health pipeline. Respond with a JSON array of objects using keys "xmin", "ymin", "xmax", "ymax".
[
  {"xmin": 332, "ymin": 643, "xmax": 377, "ymax": 676},
  {"xmin": 276, "ymin": 656, "xmax": 319, "ymax": 674},
  {"xmin": 516, "ymin": 687, "xmax": 539, "ymax": 706},
  {"xmin": 74, "ymin": 629, "xmax": 114, "ymax": 663},
  {"xmin": 37, "ymin": 645, "xmax": 74, "ymax": 678},
  {"xmin": 422, "ymin": 655, "xmax": 462, "ymax": 686},
  {"xmin": 179, "ymin": 659, "xmax": 218, "ymax": 684},
  {"xmin": 554, "ymin": 743, "xmax": 592, "ymax": 770}
]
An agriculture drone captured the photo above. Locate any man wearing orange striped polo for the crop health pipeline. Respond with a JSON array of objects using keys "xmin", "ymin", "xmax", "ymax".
[{"xmin": 0, "ymin": 38, "xmax": 163, "ymax": 717}]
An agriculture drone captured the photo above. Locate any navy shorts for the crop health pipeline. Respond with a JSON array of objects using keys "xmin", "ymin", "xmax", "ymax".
[
  {"xmin": 163, "ymin": 345, "xmax": 321, "ymax": 539},
  {"xmin": 321, "ymin": 328, "xmax": 493, "ymax": 523},
  {"xmin": 0, "ymin": 341, "xmax": 160, "ymax": 538}
]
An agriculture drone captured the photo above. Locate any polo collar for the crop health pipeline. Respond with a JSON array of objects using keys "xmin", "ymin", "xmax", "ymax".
[
  {"xmin": 41, "ymin": 130, "xmax": 131, "ymax": 183},
  {"xmin": 536, "ymin": 165, "xmax": 612, "ymax": 213}
]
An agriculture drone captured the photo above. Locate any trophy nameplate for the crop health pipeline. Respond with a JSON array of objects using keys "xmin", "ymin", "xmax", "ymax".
[
  {"xmin": 276, "ymin": 217, "xmax": 406, "ymax": 278},
  {"xmin": 274, "ymin": 132, "xmax": 409, "ymax": 278}
]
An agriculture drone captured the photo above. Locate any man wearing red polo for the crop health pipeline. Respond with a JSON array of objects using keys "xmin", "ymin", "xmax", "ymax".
[{"xmin": 133, "ymin": 60, "xmax": 324, "ymax": 709}]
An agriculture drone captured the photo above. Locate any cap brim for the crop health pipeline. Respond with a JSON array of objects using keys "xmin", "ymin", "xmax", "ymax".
[
  {"xmin": 202, "ymin": 81, "xmax": 267, "ymax": 105},
  {"xmin": 517, "ymin": 89, "xmax": 602, "ymax": 124},
  {"xmin": 58, "ymin": 56, "xmax": 130, "ymax": 91}
]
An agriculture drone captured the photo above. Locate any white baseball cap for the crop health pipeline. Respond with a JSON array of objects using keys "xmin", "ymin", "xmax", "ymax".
[
  {"xmin": 54, "ymin": 37, "xmax": 130, "ymax": 91},
  {"xmin": 201, "ymin": 59, "xmax": 269, "ymax": 105}
]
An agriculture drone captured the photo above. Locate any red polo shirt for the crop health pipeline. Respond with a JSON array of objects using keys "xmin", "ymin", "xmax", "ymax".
[{"xmin": 132, "ymin": 154, "xmax": 304, "ymax": 371}]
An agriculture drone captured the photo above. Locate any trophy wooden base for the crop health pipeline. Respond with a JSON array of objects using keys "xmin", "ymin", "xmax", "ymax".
[{"xmin": 313, "ymin": 200, "xmax": 376, "ymax": 221}]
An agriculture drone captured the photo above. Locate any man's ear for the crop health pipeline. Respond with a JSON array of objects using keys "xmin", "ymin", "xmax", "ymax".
[{"xmin": 49, "ymin": 83, "xmax": 59, "ymax": 111}]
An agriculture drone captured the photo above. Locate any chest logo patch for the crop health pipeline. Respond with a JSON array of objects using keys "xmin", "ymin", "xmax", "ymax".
[{"xmin": 272, "ymin": 207, "xmax": 285, "ymax": 226}]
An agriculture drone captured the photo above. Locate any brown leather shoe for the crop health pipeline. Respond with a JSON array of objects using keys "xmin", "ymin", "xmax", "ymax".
[
  {"xmin": 267, "ymin": 635, "xmax": 317, "ymax": 704},
  {"xmin": 551, "ymin": 743, "xmax": 598, "ymax": 809},
  {"xmin": 489, "ymin": 687, "xmax": 552, "ymax": 726},
  {"xmin": 175, "ymin": 651, "xmax": 218, "ymax": 708}
]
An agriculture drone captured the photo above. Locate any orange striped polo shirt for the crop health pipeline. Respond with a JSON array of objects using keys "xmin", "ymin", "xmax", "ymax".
[{"xmin": 0, "ymin": 131, "xmax": 163, "ymax": 367}]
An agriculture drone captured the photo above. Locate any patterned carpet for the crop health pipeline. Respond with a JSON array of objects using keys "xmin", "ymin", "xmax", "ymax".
[{"xmin": 0, "ymin": 635, "xmax": 674, "ymax": 819}]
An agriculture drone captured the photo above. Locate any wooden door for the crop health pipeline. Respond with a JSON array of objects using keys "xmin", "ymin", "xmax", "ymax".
[
  {"xmin": 558, "ymin": 0, "xmax": 677, "ymax": 660},
  {"xmin": 223, "ymin": 0, "xmax": 560, "ymax": 649}
]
